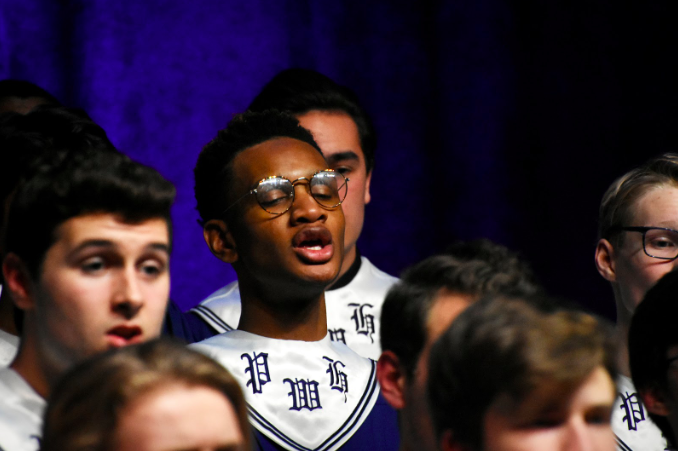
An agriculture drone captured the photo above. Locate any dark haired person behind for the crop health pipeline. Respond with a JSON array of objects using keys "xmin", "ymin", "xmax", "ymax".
[
  {"xmin": 190, "ymin": 110, "xmax": 398, "ymax": 451},
  {"xmin": 628, "ymin": 270, "xmax": 678, "ymax": 450},
  {"xmin": 428, "ymin": 295, "xmax": 617, "ymax": 451},
  {"xmin": 0, "ymin": 106, "xmax": 117, "ymax": 367},
  {"xmin": 0, "ymin": 80, "xmax": 64, "ymax": 364},
  {"xmin": 377, "ymin": 239, "xmax": 541, "ymax": 451},
  {"xmin": 188, "ymin": 68, "xmax": 396, "ymax": 359},
  {"xmin": 42, "ymin": 339, "xmax": 250, "ymax": 451},
  {"xmin": 0, "ymin": 79, "xmax": 60, "ymax": 114},
  {"xmin": 0, "ymin": 148, "xmax": 175, "ymax": 451}
]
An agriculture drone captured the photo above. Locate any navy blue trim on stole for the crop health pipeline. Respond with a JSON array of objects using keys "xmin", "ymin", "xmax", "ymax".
[
  {"xmin": 248, "ymin": 406, "xmax": 311, "ymax": 451},
  {"xmin": 317, "ymin": 360, "xmax": 378, "ymax": 451},
  {"xmin": 247, "ymin": 360, "xmax": 379, "ymax": 451},
  {"xmin": 193, "ymin": 305, "xmax": 234, "ymax": 332},
  {"xmin": 162, "ymin": 301, "xmax": 219, "ymax": 343},
  {"xmin": 615, "ymin": 435, "xmax": 633, "ymax": 451}
]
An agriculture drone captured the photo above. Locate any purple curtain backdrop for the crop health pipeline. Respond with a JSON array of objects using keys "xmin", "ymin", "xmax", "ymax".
[{"xmin": 1, "ymin": 1, "xmax": 675, "ymax": 318}]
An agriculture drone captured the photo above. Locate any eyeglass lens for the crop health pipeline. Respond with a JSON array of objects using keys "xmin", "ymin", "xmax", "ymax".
[
  {"xmin": 643, "ymin": 228, "xmax": 678, "ymax": 259},
  {"xmin": 255, "ymin": 172, "xmax": 347, "ymax": 214}
]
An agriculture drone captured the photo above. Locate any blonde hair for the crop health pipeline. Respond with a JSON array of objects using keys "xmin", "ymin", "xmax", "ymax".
[{"xmin": 599, "ymin": 153, "xmax": 678, "ymax": 243}]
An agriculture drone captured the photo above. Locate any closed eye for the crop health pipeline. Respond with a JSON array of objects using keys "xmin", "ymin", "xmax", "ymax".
[
  {"xmin": 258, "ymin": 189, "xmax": 290, "ymax": 207},
  {"xmin": 585, "ymin": 407, "xmax": 612, "ymax": 425},
  {"xmin": 526, "ymin": 417, "xmax": 564, "ymax": 429}
]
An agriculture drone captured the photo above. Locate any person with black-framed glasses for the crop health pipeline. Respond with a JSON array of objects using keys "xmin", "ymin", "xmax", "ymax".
[{"xmin": 595, "ymin": 153, "xmax": 678, "ymax": 451}]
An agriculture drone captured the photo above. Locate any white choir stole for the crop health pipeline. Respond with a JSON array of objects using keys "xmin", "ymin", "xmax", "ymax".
[{"xmin": 191, "ymin": 330, "xmax": 380, "ymax": 451}]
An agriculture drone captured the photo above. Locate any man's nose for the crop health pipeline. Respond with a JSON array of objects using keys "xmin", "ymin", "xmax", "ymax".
[
  {"xmin": 563, "ymin": 419, "xmax": 602, "ymax": 451},
  {"xmin": 112, "ymin": 267, "xmax": 144, "ymax": 319},
  {"xmin": 290, "ymin": 184, "xmax": 327, "ymax": 224}
]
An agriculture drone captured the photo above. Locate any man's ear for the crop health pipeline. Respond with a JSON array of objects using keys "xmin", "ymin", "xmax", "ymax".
[
  {"xmin": 440, "ymin": 429, "xmax": 469, "ymax": 451},
  {"xmin": 363, "ymin": 169, "xmax": 372, "ymax": 205},
  {"xmin": 377, "ymin": 350, "xmax": 407, "ymax": 410},
  {"xmin": 203, "ymin": 219, "xmax": 238, "ymax": 264},
  {"xmin": 640, "ymin": 385, "xmax": 671, "ymax": 417},
  {"xmin": 2, "ymin": 253, "xmax": 35, "ymax": 311},
  {"xmin": 595, "ymin": 238, "xmax": 617, "ymax": 282}
]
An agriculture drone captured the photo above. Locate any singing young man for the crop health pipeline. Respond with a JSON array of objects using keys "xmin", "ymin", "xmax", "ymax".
[
  {"xmin": 189, "ymin": 69, "xmax": 396, "ymax": 360},
  {"xmin": 191, "ymin": 110, "xmax": 398, "ymax": 451}
]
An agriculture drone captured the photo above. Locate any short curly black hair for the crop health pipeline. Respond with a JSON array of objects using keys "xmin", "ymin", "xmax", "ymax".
[{"xmin": 194, "ymin": 110, "xmax": 321, "ymax": 225}]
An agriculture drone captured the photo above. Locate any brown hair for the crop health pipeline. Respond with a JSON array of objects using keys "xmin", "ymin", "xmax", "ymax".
[
  {"xmin": 41, "ymin": 339, "xmax": 251, "ymax": 451},
  {"xmin": 381, "ymin": 239, "xmax": 541, "ymax": 380},
  {"xmin": 599, "ymin": 153, "xmax": 678, "ymax": 243},
  {"xmin": 428, "ymin": 296, "xmax": 616, "ymax": 450}
]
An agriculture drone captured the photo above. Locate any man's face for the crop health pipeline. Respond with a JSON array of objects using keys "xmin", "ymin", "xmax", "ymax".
[
  {"xmin": 296, "ymin": 111, "xmax": 371, "ymax": 274},
  {"xmin": 481, "ymin": 366, "xmax": 615, "ymax": 451},
  {"xmin": 402, "ymin": 292, "xmax": 473, "ymax": 451},
  {"xmin": 227, "ymin": 137, "xmax": 345, "ymax": 293},
  {"xmin": 30, "ymin": 213, "xmax": 170, "ymax": 371},
  {"xmin": 606, "ymin": 186, "xmax": 678, "ymax": 318},
  {"xmin": 114, "ymin": 384, "xmax": 245, "ymax": 451}
]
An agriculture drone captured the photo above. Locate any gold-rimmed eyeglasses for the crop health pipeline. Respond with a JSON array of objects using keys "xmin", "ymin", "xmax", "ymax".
[{"xmin": 222, "ymin": 169, "xmax": 349, "ymax": 216}]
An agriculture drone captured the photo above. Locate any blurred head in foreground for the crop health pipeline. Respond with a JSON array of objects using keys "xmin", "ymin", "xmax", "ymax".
[
  {"xmin": 377, "ymin": 239, "xmax": 541, "ymax": 451},
  {"xmin": 428, "ymin": 296, "xmax": 616, "ymax": 451},
  {"xmin": 42, "ymin": 339, "xmax": 251, "ymax": 451}
]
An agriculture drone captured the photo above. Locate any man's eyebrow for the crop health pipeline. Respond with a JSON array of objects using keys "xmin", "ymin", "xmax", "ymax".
[
  {"xmin": 69, "ymin": 240, "xmax": 114, "ymax": 254},
  {"xmin": 148, "ymin": 243, "xmax": 171, "ymax": 254},
  {"xmin": 69, "ymin": 240, "xmax": 170, "ymax": 254},
  {"xmin": 325, "ymin": 151, "xmax": 360, "ymax": 164}
]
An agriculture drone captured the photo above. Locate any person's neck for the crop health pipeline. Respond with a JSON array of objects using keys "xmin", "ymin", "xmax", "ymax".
[
  {"xmin": 614, "ymin": 292, "xmax": 633, "ymax": 377},
  {"xmin": 398, "ymin": 426, "xmax": 418, "ymax": 451},
  {"xmin": 328, "ymin": 247, "xmax": 358, "ymax": 290},
  {"xmin": 237, "ymin": 280, "xmax": 328, "ymax": 341},
  {"xmin": 10, "ymin": 332, "xmax": 54, "ymax": 399},
  {"xmin": 328, "ymin": 249, "xmax": 361, "ymax": 291},
  {"xmin": 0, "ymin": 290, "xmax": 19, "ymax": 336},
  {"xmin": 616, "ymin": 320, "xmax": 631, "ymax": 378}
]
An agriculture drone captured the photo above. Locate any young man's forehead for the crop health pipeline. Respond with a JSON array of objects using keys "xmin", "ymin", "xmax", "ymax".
[
  {"xmin": 296, "ymin": 110, "xmax": 367, "ymax": 164},
  {"xmin": 233, "ymin": 137, "xmax": 328, "ymax": 182},
  {"xmin": 324, "ymin": 150, "xmax": 362, "ymax": 165},
  {"xmin": 51, "ymin": 214, "xmax": 170, "ymax": 247},
  {"xmin": 622, "ymin": 184, "xmax": 675, "ymax": 221}
]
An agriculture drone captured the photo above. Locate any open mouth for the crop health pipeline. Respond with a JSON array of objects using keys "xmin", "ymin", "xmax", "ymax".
[
  {"xmin": 293, "ymin": 227, "xmax": 332, "ymax": 248},
  {"xmin": 292, "ymin": 227, "xmax": 334, "ymax": 263},
  {"xmin": 106, "ymin": 325, "xmax": 142, "ymax": 347}
]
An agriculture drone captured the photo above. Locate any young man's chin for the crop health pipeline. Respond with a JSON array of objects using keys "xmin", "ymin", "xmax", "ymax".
[{"xmin": 301, "ymin": 269, "xmax": 341, "ymax": 288}]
